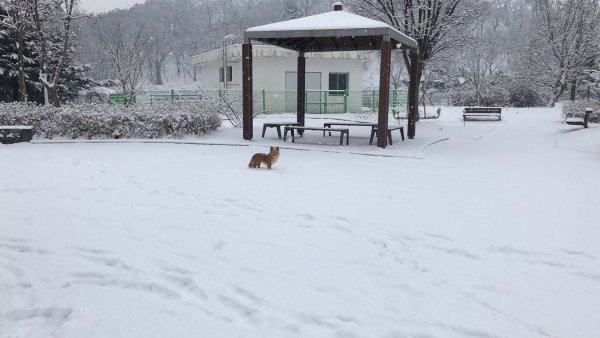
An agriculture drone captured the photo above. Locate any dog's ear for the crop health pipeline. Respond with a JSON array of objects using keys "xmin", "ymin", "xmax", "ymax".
[
  {"xmin": 270, "ymin": 146, "xmax": 274, "ymax": 151},
  {"xmin": 276, "ymin": 147, "xmax": 279, "ymax": 151}
]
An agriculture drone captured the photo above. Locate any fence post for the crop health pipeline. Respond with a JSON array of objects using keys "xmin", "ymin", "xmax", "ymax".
[
  {"xmin": 372, "ymin": 90, "xmax": 376, "ymax": 112},
  {"xmin": 171, "ymin": 89, "xmax": 175, "ymax": 102},
  {"xmin": 324, "ymin": 90, "xmax": 328, "ymax": 114},
  {"xmin": 304, "ymin": 90, "xmax": 307, "ymax": 114},
  {"xmin": 344, "ymin": 89, "xmax": 348, "ymax": 113},
  {"xmin": 262, "ymin": 89, "xmax": 266, "ymax": 113}
]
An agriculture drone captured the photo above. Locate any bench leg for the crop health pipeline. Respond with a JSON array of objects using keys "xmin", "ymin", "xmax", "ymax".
[
  {"xmin": 262, "ymin": 124, "xmax": 268, "ymax": 138},
  {"xmin": 283, "ymin": 128, "xmax": 288, "ymax": 142},
  {"xmin": 387, "ymin": 130, "xmax": 393, "ymax": 145},
  {"xmin": 369, "ymin": 128, "xmax": 376, "ymax": 145},
  {"xmin": 276, "ymin": 126, "xmax": 282, "ymax": 139},
  {"xmin": 400, "ymin": 126, "xmax": 405, "ymax": 141},
  {"xmin": 339, "ymin": 132, "xmax": 344, "ymax": 145},
  {"xmin": 345, "ymin": 131, "xmax": 349, "ymax": 145},
  {"xmin": 291, "ymin": 129, "xmax": 295, "ymax": 143}
]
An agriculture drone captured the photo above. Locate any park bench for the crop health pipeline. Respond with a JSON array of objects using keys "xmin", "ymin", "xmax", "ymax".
[
  {"xmin": 262, "ymin": 122, "xmax": 301, "ymax": 138},
  {"xmin": 284, "ymin": 126, "xmax": 349, "ymax": 145},
  {"xmin": 369, "ymin": 125, "xmax": 405, "ymax": 145},
  {"xmin": 463, "ymin": 107, "xmax": 502, "ymax": 121},
  {"xmin": 323, "ymin": 122, "xmax": 376, "ymax": 136},
  {"xmin": 323, "ymin": 122, "xmax": 404, "ymax": 145},
  {"xmin": 0, "ymin": 126, "xmax": 34, "ymax": 144},
  {"xmin": 565, "ymin": 108, "xmax": 592, "ymax": 128}
]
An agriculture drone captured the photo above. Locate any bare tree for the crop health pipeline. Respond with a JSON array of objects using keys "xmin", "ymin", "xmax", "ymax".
[
  {"xmin": 101, "ymin": 16, "xmax": 151, "ymax": 105},
  {"xmin": 520, "ymin": 0, "xmax": 600, "ymax": 106},
  {"xmin": 26, "ymin": 0, "xmax": 78, "ymax": 107},
  {"xmin": 349, "ymin": 0, "xmax": 487, "ymax": 111}
]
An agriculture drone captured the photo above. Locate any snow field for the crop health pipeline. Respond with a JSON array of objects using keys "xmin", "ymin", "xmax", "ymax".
[{"xmin": 1, "ymin": 106, "xmax": 599, "ymax": 338}]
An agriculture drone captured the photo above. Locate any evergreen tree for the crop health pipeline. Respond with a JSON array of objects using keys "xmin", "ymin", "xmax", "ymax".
[
  {"xmin": 0, "ymin": 4, "xmax": 38, "ymax": 102},
  {"xmin": 0, "ymin": 1, "xmax": 93, "ymax": 104}
]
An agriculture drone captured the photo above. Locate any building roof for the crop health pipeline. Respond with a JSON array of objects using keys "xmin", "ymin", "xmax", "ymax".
[{"xmin": 245, "ymin": 9, "xmax": 417, "ymax": 52}]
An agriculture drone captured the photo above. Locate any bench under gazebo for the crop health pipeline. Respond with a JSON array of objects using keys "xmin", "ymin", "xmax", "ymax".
[{"xmin": 242, "ymin": 2, "xmax": 419, "ymax": 148}]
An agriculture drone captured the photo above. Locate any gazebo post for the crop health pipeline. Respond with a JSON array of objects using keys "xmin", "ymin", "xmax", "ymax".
[
  {"xmin": 377, "ymin": 35, "xmax": 391, "ymax": 148},
  {"xmin": 297, "ymin": 51, "xmax": 306, "ymax": 126},
  {"xmin": 407, "ymin": 49, "xmax": 418, "ymax": 139},
  {"xmin": 242, "ymin": 40, "xmax": 253, "ymax": 140}
]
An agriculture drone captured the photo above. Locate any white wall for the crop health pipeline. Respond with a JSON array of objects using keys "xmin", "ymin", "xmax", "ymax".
[{"xmin": 198, "ymin": 55, "xmax": 364, "ymax": 113}]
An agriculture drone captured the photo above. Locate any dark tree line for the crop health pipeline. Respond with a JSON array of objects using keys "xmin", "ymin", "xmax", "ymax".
[{"xmin": 0, "ymin": 0, "xmax": 93, "ymax": 105}]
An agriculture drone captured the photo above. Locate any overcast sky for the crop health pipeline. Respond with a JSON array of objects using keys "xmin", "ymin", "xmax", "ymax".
[{"xmin": 78, "ymin": 0, "xmax": 144, "ymax": 13}]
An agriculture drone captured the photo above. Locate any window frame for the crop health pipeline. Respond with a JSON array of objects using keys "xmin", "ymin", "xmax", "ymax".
[{"xmin": 329, "ymin": 72, "xmax": 349, "ymax": 96}]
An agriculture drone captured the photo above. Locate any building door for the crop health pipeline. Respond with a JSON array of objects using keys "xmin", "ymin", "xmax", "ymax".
[{"xmin": 285, "ymin": 72, "xmax": 321, "ymax": 113}]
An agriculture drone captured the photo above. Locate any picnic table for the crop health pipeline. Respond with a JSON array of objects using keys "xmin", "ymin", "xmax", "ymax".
[
  {"xmin": 323, "ymin": 122, "xmax": 404, "ymax": 145},
  {"xmin": 284, "ymin": 126, "xmax": 349, "ymax": 145},
  {"xmin": 262, "ymin": 122, "xmax": 302, "ymax": 138}
]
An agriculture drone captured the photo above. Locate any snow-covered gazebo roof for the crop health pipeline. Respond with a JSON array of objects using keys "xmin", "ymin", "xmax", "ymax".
[{"xmin": 245, "ymin": 7, "xmax": 417, "ymax": 52}]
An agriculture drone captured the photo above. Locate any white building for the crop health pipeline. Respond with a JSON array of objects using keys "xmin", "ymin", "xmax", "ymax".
[{"xmin": 191, "ymin": 44, "xmax": 372, "ymax": 113}]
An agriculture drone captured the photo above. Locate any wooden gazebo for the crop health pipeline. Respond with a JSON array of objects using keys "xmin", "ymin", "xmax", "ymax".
[{"xmin": 242, "ymin": 3, "xmax": 419, "ymax": 148}]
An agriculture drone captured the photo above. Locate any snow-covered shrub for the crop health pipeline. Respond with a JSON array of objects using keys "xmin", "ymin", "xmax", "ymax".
[
  {"xmin": 562, "ymin": 100, "xmax": 600, "ymax": 123},
  {"xmin": 0, "ymin": 101, "xmax": 221, "ymax": 139},
  {"xmin": 508, "ymin": 84, "xmax": 544, "ymax": 107},
  {"xmin": 451, "ymin": 87, "xmax": 508, "ymax": 107}
]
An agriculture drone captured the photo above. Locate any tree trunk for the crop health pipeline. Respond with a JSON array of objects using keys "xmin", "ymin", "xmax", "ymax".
[
  {"xmin": 32, "ymin": 0, "xmax": 49, "ymax": 105},
  {"xmin": 49, "ymin": 86, "xmax": 61, "ymax": 107},
  {"xmin": 16, "ymin": 23, "xmax": 27, "ymax": 102},
  {"xmin": 549, "ymin": 86, "xmax": 566, "ymax": 107},
  {"xmin": 45, "ymin": 0, "xmax": 75, "ymax": 108},
  {"xmin": 155, "ymin": 61, "xmax": 163, "ymax": 85}
]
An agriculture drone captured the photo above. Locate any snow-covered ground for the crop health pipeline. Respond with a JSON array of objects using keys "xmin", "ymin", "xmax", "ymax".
[{"xmin": 1, "ymin": 106, "xmax": 599, "ymax": 338}]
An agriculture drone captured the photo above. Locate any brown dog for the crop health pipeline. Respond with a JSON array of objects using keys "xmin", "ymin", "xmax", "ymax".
[{"xmin": 248, "ymin": 146, "xmax": 280, "ymax": 169}]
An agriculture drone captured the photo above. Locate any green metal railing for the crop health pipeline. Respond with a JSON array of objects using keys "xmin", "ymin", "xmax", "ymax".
[
  {"xmin": 304, "ymin": 90, "xmax": 348, "ymax": 114},
  {"xmin": 361, "ymin": 88, "xmax": 408, "ymax": 113},
  {"xmin": 108, "ymin": 88, "xmax": 408, "ymax": 114},
  {"xmin": 108, "ymin": 93, "xmax": 135, "ymax": 105}
]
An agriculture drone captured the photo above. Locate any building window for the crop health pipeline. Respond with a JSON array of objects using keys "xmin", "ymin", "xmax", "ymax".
[
  {"xmin": 329, "ymin": 73, "xmax": 348, "ymax": 95},
  {"xmin": 219, "ymin": 66, "xmax": 233, "ymax": 83}
]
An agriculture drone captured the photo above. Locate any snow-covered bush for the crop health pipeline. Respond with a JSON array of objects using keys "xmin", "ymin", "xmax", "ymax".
[
  {"xmin": 0, "ymin": 101, "xmax": 221, "ymax": 139},
  {"xmin": 451, "ymin": 87, "xmax": 508, "ymax": 107},
  {"xmin": 508, "ymin": 84, "xmax": 544, "ymax": 107},
  {"xmin": 562, "ymin": 100, "xmax": 600, "ymax": 123}
]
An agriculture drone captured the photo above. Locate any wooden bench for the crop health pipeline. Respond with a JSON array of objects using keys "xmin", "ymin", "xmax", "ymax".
[
  {"xmin": 369, "ymin": 125, "xmax": 405, "ymax": 145},
  {"xmin": 323, "ymin": 122, "xmax": 376, "ymax": 136},
  {"xmin": 463, "ymin": 107, "xmax": 502, "ymax": 121},
  {"xmin": 262, "ymin": 122, "xmax": 301, "ymax": 138},
  {"xmin": 565, "ymin": 108, "xmax": 592, "ymax": 128},
  {"xmin": 0, "ymin": 126, "xmax": 34, "ymax": 144},
  {"xmin": 284, "ymin": 126, "xmax": 349, "ymax": 145}
]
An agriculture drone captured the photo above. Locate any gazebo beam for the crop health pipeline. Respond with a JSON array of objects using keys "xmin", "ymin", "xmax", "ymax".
[
  {"xmin": 407, "ymin": 49, "xmax": 418, "ymax": 139},
  {"xmin": 297, "ymin": 51, "xmax": 306, "ymax": 126},
  {"xmin": 377, "ymin": 35, "xmax": 391, "ymax": 148},
  {"xmin": 348, "ymin": 36, "xmax": 359, "ymax": 50},
  {"xmin": 329, "ymin": 36, "xmax": 340, "ymax": 50},
  {"xmin": 242, "ymin": 42, "xmax": 253, "ymax": 140}
]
